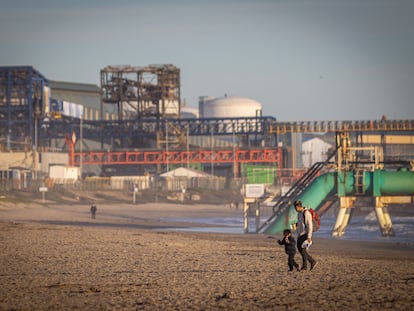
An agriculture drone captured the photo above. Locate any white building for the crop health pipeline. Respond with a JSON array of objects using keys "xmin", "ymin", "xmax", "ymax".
[{"xmin": 301, "ymin": 137, "xmax": 333, "ymax": 168}]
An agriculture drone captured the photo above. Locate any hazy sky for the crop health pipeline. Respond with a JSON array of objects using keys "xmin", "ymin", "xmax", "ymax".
[{"xmin": 1, "ymin": 0, "xmax": 413, "ymax": 121}]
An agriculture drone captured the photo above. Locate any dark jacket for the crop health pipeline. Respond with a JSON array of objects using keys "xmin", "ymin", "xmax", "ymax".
[{"xmin": 278, "ymin": 235, "xmax": 297, "ymax": 254}]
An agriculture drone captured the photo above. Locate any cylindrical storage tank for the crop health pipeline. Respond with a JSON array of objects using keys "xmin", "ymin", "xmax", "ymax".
[
  {"xmin": 180, "ymin": 106, "xmax": 199, "ymax": 118},
  {"xmin": 200, "ymin": 96, "xmax": 262, "ymax": 118}
]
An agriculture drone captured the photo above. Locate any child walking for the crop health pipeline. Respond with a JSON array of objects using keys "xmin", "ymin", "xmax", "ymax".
[{"xmin": 278, "ymin": 229, "xmax": 300, "ymax": 271}]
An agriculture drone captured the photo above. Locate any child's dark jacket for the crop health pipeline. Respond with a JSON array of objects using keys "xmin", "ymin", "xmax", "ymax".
[{"xmin": 278, "ymin": 236, "xmax": 297, "ymax": 254}]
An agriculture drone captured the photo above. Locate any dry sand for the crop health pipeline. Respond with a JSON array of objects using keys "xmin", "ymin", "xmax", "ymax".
[{"xmin": 1, "ymin": 201, "xmax": 414, "ymax": 310}]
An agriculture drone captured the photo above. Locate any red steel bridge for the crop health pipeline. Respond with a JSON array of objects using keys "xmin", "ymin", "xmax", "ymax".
[
  {"xmin": 65, "ymin": 118, "xmax": 414, "ymax": 177},
  {"xmin": 69, "ymin": 148, "xmax": 283, "ymax": 177}
]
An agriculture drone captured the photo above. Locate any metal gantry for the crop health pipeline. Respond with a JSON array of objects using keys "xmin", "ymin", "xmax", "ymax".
[
  {"xmin": 39, "ymin": 116, "xmax": 275, "ymax": 149},
  {"xmin": 270, "ymin": 119, "xmax": 414, "ymax": 134}
]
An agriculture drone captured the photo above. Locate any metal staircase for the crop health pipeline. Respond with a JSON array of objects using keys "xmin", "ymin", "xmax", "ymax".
[{"xmin": 258, "ymin": 149, "xmax": 337, "ymax": 233}]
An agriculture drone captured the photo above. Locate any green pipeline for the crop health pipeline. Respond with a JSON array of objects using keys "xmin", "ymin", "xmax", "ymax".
[{"xmin": 263, "ymin": 170, "xmax": 414, "ymax": 235}]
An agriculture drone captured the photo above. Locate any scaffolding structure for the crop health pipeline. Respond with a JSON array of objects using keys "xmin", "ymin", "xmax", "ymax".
[
  {"xmin": 100, "ymin": 64, "xmax": 180, "ymax": 120},
  {"xmin": 0, "ymin": 66, "xmax": 49, "ymax": 151}
]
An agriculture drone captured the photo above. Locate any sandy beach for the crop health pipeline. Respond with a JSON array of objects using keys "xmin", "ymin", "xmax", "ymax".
[{"xmin": 1, "ymin": 201, "xmax": 414, "ymax": 310}]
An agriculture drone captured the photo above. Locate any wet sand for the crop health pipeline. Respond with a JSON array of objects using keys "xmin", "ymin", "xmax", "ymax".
[{"xmin": 1, "ymin": 202, "xmax": 414, "ymax": 310}]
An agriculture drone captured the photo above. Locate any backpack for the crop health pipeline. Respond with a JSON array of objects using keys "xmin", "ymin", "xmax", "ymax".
[{"xmin": 303, "ymin": 208, "xmax": 320, "ymax": 232}]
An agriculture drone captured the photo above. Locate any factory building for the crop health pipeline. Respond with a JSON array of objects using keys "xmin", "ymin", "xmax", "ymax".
[
  {"xmin": 49, "ymin": 80, "xmax": 117, "ymax": 121},
  {"xmin": 1, "ymin": 65, "xmax": 278, "ymax": 181}
]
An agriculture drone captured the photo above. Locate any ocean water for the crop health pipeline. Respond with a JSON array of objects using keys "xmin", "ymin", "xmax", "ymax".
[
  {"xmin": 162, "ymin": 211, "xmax": 414, "ymax": 245},
  {"xmin": 317, "ymin": 212, "xmax": 414, "ymax": 244}
]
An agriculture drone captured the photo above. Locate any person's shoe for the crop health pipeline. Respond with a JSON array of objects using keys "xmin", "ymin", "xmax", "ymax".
[
  {"xmin": 295, "ymin": 265, "xmax": 300, "ymax": 271},
  {"xmin": 310, "ymin": 261, "xmax": 318, "ymax": 271},
  {"xmin": 300, "ymin": 266, "xmax": 307, "ymax": 271}
]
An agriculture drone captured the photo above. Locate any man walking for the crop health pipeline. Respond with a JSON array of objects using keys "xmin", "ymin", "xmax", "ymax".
[
  {"xmin": 294, "ymin": 200, "xmax": 317, "ymax": 271},
  {"xmin": 90, "ymin": 202, "xmax": 97, "ymax": 219}
]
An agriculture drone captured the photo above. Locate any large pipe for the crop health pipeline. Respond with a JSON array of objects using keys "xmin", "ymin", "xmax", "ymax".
[
  {"xmin": 264, "ymin": 172, "xmax": 336, "ymax": 235},
  {"xmin": 374, "ymin": 170, "xmax": 414, "ymax": 196},
  {"xmin": 263, "ymin": 170, "xmax": 414, "ymax": 234}
]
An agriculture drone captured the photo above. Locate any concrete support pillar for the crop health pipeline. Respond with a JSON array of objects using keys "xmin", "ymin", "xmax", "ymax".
[
  {"xmin": 375, "ymin": 197, "xmax": 395, "ymax": 236},
  {"xmin": 243, "ymin": 199, "xmax": 249, "ymax": 234},
  {"xmin": 243, "ymin": 197, "xmax": 260, "ymax": 233},
  {"xmin": 243, "ymin": 197, "xmax": 256, "ymax": 234},
  {"xmin": 332, "ymin": 197, "xmax": 355, "ymax": 237},
  {"xmin": 255, "ymin": 201, "xmax": 260, "ymax": 233}
]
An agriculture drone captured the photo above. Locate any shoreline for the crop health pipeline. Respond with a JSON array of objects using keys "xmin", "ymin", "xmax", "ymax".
[{"xmin": 2, "ymin": 201, "xmax": 414, "ymax": 244}]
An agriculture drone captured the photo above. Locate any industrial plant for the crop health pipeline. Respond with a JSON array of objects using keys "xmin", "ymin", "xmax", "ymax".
[{"xmin": 1, "ymin": 64, "xmax": 414, "ymax": 236}]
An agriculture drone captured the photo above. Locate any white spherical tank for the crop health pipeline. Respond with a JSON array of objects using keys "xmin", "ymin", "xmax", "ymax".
[{"xmin": 200, "ymin": 96, "xmax": 262, "ymax": 118}]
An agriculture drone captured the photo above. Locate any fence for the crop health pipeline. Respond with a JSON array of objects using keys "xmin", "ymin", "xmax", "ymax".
[{"xmin": 0, "ymin": 175, "xmax": 247, "ymax": 194}]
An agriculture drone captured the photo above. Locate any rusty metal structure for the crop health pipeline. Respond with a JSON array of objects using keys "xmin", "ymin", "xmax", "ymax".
[{"xmin": 100, "ymin": 64, "xmax": 180, "ymax": 120}]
